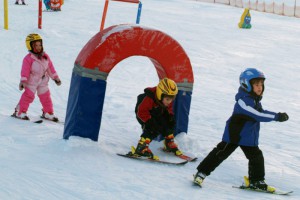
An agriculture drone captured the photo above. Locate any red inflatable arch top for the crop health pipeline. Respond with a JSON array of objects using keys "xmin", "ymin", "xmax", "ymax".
[{"xmin": 75, "ymin": 24, "xmax": 194, "ymax": 84}]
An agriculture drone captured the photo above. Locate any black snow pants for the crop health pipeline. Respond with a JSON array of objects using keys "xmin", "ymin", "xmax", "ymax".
[{"xmin": 197, "ymin": 141, "xmax": 265, "ymax": 181}]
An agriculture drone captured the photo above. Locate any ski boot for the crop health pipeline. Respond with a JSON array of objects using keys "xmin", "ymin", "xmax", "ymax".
[
  {"xmin": 42, "ymin": 111, "xmax": 59, "ymax": 122},
  {"xmin": 134, "ymin": 137, "xmax": 158, "ymax": 160},
  {"xmin": 244, "ymin": 176, "xmax": 276, "ymax": 192},
  {"xmin": 12, "ymin": 109, "xmax": 29, "ymax": 120},
  {"xmin": 193, "ymin": 171, "xmax": 206, "ymax": 187},
  {"xmin": 163, "ymin": 134, "xmax": 183, "ymax": 156}
]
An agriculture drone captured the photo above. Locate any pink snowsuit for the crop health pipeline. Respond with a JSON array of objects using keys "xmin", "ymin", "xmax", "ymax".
[{"xmin": 16, "ymin": 52, "xmax": 59, "ymax": 115}]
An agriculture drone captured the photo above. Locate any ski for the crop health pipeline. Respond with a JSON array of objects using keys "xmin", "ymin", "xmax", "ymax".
[
  {"xmin": 40, "ymin": 116, "xmax": 64, "ymax": 124},
  {"xmin": 159, "ymin": 147, "xmax": 197, "ymax": 162},
  {"xmin": 33, "ymin": 119, "xmax": 43, "ymax": 123},
  {"xmin": 233, "ymin": 185, "xmax": 293, "ymax": 195},
  {"xmin": 117, "ymin": 152, "xmax": 188, "ymax": 165},
  {"xmin": 11, "ymin": 114, "xmax": 43, "ymax": 124},
  {"xmin": 178, "ymin": 154, "xmax": 197, "ymax": 162},
  {"xmin": 43, "ymin": 9, "xmax": 61, "ymax": 12}
]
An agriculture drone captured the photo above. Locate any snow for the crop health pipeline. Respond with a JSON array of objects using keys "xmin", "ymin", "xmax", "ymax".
[{"xmin": 0, "ymin": 0, "xmax": 299, "ymax": 199}]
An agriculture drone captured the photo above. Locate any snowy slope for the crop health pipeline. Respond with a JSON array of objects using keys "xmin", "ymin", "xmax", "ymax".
[{"xmin": 0, "ymin": 0, "xmax": 299, "ymax": 199}]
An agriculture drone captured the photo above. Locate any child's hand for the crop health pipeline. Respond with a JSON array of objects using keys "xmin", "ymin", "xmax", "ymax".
[
  {"xmin": 276, "ymin": 112, "xmax": 289, "ymax": 122},
  {"xmin": 19, "ymin": 82, "xmax": 26, "ymax": 91},
  {"xmin": 54, "ymin": 78, "xmax": 62, "ymax": 86}
]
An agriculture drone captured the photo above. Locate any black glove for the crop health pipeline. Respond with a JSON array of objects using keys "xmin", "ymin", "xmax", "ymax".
[
  {"xmin": 54, "ymin": 78, "xmax": 62, "ymax": 86},
  {"xmin": 276, "ymin": 112, "xmax": 289, "ymax": 122},
  {"xmin": 19, "ymin": 82, "xmax": 26, "ymax": 91}
]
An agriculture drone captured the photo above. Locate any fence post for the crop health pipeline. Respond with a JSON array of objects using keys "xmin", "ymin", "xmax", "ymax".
[
  {"xmin": 136, "ymin": 2, "xmax": 142, "ymax": 24},
  {"xmin": 4, "ymin": 0, "xmax": 8, "ymax": 30},
  {"xmin": 100, "ymin": 0, "xmax": 109, "ymax": 31},
  {"xmin": 295, "ymin": 0, "xmax": 297, "ymax": 17},
  {"xmin": 101, "ymin": 0, "xmax": 142, "ymax": 31},
  {"xmin": 38, "ymin": 0, "xmax": 42, "ymax": 29}
]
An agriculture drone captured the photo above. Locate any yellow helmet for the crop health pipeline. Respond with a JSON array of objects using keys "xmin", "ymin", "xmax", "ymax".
[
  {"xmin": 26, "ymin": 33, "xmax": 43, "ymax": 51},
  {"xmin": 156, "ymin": 78, "xmax": 178, "ymax": 101}
]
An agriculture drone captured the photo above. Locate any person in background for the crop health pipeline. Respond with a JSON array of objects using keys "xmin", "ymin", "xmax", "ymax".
[
  {"xmin": 44, "ymin": 0, "xmax": 51, "ymax": 10},
  {"xmin": 50, "ymin": 0, "xmax": 62, "ymax": 11},
  {"xmin": 15, "ymin": 0, "xmax": 26, "ymax": 5}
]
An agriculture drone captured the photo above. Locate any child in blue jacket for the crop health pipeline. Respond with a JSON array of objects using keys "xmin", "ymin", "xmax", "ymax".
[
  {"xmin": 44, "ymin": 0, "xmax": 51, "ymax": 10},
  {"xmin": 193, "ymin": 68, "xmax": 289, "ymax": 192}
]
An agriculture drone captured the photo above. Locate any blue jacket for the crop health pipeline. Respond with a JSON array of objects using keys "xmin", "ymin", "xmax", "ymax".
[{"xmin": 222, "ymin": 87, "xmax": 278, "ymax": 146}]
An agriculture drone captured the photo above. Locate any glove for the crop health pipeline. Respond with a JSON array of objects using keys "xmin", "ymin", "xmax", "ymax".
[
  {"xmin": 19, "ymin": 82, "xmax": 26, "ymax": 91},
  {"xmin": 54, "ymin": 78, "xmax": 61, "ymax": 86},
  {"xmin": 276, "ymin": 112, "xmax": 289, "ymax": 122}
]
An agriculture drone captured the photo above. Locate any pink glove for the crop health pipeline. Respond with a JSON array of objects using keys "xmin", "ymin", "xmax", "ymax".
[{"xmin": 19, "ymin": 82, "xmax": 26, "ymax": 91}]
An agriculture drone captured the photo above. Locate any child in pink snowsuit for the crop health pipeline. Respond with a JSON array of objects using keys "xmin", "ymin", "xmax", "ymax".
[{"xmin": 14, "ymin": 33, "xmax": 61, "ymax": 121}]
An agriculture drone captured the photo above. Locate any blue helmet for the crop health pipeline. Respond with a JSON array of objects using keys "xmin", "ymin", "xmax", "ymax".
[{"xmin": 239, "ymin": 68, "xmax": 265, "ymax": 92}]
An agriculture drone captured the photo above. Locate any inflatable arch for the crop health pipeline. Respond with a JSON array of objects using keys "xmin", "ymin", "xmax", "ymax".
[{"xmin": 63, "ymin": 24, "xmax": 194, "ymax": 141}]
